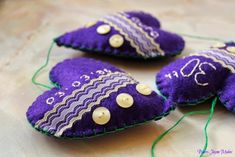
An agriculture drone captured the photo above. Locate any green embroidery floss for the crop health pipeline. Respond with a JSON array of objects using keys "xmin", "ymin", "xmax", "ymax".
[
  {"xmin": 31, "ymin": 40, "xmax": 59, "ymax": 89},
  {"xmin": 179, "ymin": 33, "xmax": 230, "ymax": 43},
  {"xmin": 199, "ymin": 97, "xmax": 217, "ymax": 157},
  {"xmin": 151, "ymin": 97, "xmax": 217, "ymax": 157}
]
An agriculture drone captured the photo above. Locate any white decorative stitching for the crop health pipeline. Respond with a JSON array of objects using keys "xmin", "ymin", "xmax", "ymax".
[
  {"xmin": 194, "ymin": 62, "xmax": 217, "ymax": 86},
  {"xmin": 46, "ymin": 97, "xmax": 55, "ymax": 105},
  {"xmin": 180, "ymin": 58, "xmax": 200, "ymax": 77},
  {"xmin": 167, "ymin": 58, "xmax": 217, "ymax": 87}
]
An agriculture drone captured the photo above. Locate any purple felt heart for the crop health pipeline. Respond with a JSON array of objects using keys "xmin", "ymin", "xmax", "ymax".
[
  {"xmin": 55, "ymin": 11, "xmax": 185, "ymax": 59},
  {"xmin": 156, "ymin": 42, "xmax": 235, "ymax": 113},
  {"xmin": 27, "ymin": 57, "xmax": 169, "ymax": 138}
]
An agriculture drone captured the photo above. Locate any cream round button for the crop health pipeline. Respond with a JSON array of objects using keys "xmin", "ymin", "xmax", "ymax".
[
  {"xmin": 109, "ymin": 34, "xmax": 124, "ymax": 48},
  {"xmin": 212, "ymin": 43, "xmax": 226, "ymax": 48},
  {"xmin": 226, "ymin": 46, "xmax": 235, "ymax": 53},
  {"xmin": 92, "ymin": 107, "xmax": 111, "ymax": 125},
  {"xmin": 136, "ymin": 84, "xmax": 152, "ymax": 96},
  {"xmin": 96, "ymin": 24, "xmax": 111, "ymax": 34},
  {"xmin": 85, "ymin": 21, "xmax": 96, "ymax": 28},
  {"xmin": 116, "ymin": 93, "xmax": 134, "ymax": 108}
]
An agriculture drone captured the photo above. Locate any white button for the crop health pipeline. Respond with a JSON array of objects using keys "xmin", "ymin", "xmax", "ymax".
[
  {"xmin": 109, "ymin": 34, "xmax": 124, "ymax": 48},
  {"xmin": 92, "ymin": 107, "xmax": 111, "ymax": 125},
  {"xmin": 212, "ymin": 43, "xmax": 226, "ymax": 48},
  {"xmin": 85, "ymin": 21, "xmax": 96, "ymax": 28},
  {"xmin": 226, "ymin": 46, "xmax": 235, "ymax": 53},
  {"xmin": 97, "ymin": 24, "xmax": 111, "ymax": 34},
  {"xmin": 116, "ymin": 93, "xmax": 134, "ymax": 108},
  {"xmin": 136, "ymin": 84, "xmax": 152, "ymax": 96}
]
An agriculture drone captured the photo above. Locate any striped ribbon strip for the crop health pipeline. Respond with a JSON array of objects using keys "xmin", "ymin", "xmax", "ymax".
[
  {"xmin": 192, "ymin": 49, "xmax": 235, "ymax": 73},
  {"xmin": 35, "ymin": 72, "xmax": 137, "ymax": 137},
  {"xmin": 101, "ymin": 13, "xmax": 164, "ymax": 58}
]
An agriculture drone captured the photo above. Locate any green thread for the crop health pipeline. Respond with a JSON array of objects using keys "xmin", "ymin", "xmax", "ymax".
[
  {"xmin": 179, "ymin": 33, "xmax": 229, "ymax": 43},
  {"xmin": 31, "ymin": 41, "xmax": 58, "ymax": 89},
  {"xmin": 199, "ymin": 97, "xmax": 217, "ymax": 157},
  {"xmin": 151, "ymin": 97, "xmax": 217, "ymax": 157}
]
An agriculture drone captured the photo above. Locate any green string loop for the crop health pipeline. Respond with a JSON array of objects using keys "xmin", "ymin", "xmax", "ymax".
[
  {"xmin": 151, "ymin": 97, "xmax": 217, "ymax": 157},
  {"xmin": 179, "ymin": 33, "xmax": 230, "ymax": 43},
  {"xmin": 31, "ymin": 40, "xmax": 58, "ymax": 89}
]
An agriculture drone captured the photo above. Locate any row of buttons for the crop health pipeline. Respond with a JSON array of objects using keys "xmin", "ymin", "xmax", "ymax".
[
  {"xmin": 85, "ymin": 22, "xmax": 125, "ymax": 48},
  {"xmin": 92, "ymin": 84, "xmax": 152, "ymax": 125},
  {"xmin": 96, "ymin": 24, "xmax": 124, "ymax": 48}
]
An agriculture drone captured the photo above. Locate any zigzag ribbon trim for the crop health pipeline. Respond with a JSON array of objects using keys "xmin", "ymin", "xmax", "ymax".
[
  {"xmin": 35, "ymin": 72, "xmax": 137, "ymax": 137},
  {"xmin": 101, "ymin": 13, "xmax": 164, "ymax": 58},
  {"xmin": 35, "ymin": 72, "xmax": 118, "ymax": 127},
  {"xmin": 39, "ymin": 73, "xmax": 121, "ymax": 128}
]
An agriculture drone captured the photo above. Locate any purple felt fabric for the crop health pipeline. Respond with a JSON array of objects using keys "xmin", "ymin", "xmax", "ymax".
[
  {"xmin": 124, "ymin": 11, "xmax": 161, "ymax": 29},
  {"xmin": 55, "ymin": 11, "xmax": 185, "ymax": 59},
  {"xmin": 218, "ymin": 74, "xmax": 235, "ymax": 112},
  {"xmin": 156, "ymin": 42, "xmax": 235, "ymax": 113},
  {"xmin": 27, "ymin": 57, "xmax": 168, "ymax": 138},
  {"xmin": 49, "ymin": 58, "xmax": 123, "ymax": 88}
]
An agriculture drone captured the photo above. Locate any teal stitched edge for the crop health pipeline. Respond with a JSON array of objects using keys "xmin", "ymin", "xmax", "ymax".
[
  {"xmin": 28, "ymin": 107, "xmax": 175, "ymax": 139},
  {"xmin": 53, "ymin": 38, "xmax": 182, "ymax": 61},
  {"xmin": 217, "ymin": 95, "xmax": 235, "ymax": 113}
]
